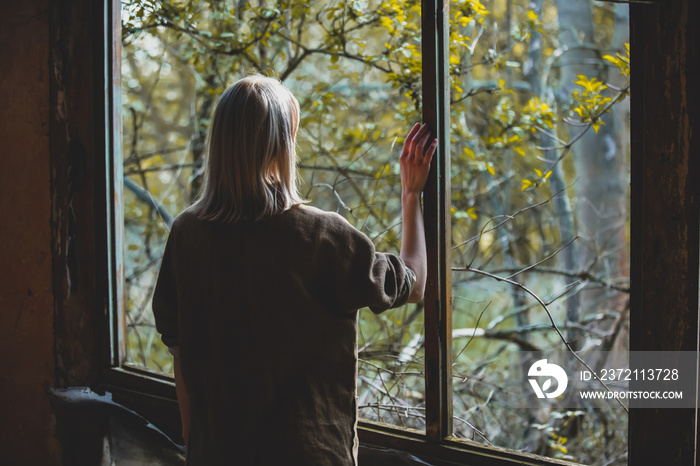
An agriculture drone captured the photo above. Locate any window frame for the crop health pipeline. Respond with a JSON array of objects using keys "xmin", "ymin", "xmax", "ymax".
[
  {"xmin": 100, "ymin": 0, "xmax": 184, "ymax": 439},
  {"xmin": 97, "ymin": 0, "xmax": 700, "ymax": 464}
]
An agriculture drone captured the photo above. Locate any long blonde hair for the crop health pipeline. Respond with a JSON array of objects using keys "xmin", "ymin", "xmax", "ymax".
[{"xmin": 191, "ymin": 74, "xmax": 303, "ymax": 222}]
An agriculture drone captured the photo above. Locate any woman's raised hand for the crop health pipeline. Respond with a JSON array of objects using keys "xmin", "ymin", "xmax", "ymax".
[
  {"xmin": 400, "ymin": 123, "xmax": 438, "ymax": 196},
  {"xmin": 398, "ymin": 123, "xmax": 435, "ymax": 302}
]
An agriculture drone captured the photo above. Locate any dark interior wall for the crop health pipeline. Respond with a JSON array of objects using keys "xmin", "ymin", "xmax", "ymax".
[{"xmin": 0, "ymin": 1, "xmax": 61, "ymax": 465}]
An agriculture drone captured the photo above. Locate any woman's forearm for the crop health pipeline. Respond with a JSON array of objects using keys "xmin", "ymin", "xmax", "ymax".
[
  {"xmin": 401, "ymin": 191, "xmax": 427, "ymax": 302},
  {"xmin": 398, "ymin": 122, "xmax": 437, "ymax": 303}
]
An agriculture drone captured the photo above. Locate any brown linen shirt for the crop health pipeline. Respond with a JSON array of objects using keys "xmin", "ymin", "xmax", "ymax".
[{"xmin": 152, "ymin": 205, "xmax": 413, "ymax": 465}]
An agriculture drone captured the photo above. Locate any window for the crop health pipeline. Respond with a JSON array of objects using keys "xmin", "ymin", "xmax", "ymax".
[
  {"xmin": 119, "ymin": 0, "xmax": 430, "ymax": 423},
  {"xmin": 447, "ymin": 2, "xmax": 630, "ymax": 462},
  {"xmin": 108, "ymin": 2, "xmax": 668, "ymax": 466}
]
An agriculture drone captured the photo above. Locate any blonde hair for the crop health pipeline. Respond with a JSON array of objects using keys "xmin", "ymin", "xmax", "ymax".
[{"xmin": 191, "ymin": 74, "xmax": 303, "ymax": 222}]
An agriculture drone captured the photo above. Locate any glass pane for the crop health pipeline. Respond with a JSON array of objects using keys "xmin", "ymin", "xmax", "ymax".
[
  {"xmin": 449, "ymin": 1, "xmax": 630, "ymax": 463},
  {"xmin": 121, "ymin": 0, "xmax": 425, "ymax": 429}
]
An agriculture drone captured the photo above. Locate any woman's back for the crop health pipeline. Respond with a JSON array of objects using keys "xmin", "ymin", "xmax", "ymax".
[
  {"xmin": 152, "ymin": 74, "xmax": 436, "ymax": 464},
  {"xmin": 153, "ymin": 205, "xmax": 413, "ymax": 464}
]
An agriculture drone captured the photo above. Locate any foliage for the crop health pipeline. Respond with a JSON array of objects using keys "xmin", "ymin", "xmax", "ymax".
[{"xmin": 121, "ymin": 0, "xmax": 630, "ymax": 463}]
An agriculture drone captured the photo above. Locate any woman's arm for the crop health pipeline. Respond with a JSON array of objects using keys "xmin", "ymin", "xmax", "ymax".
[
  {"xmin": 173, "ymin": 355, "xmax": 190, "ymax": 447},
  {"xmin": 399, "ymin": 123, "xmax": 437, "ymax": 303}
]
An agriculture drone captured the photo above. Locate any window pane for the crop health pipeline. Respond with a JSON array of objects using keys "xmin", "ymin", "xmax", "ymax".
[
  {"xmin": 449, "ymin": 1, "xmax": 629, "ymax": 463},
  {"xmin": 121, "ymin": 0, "xmax": 426, "ymax": 429}
]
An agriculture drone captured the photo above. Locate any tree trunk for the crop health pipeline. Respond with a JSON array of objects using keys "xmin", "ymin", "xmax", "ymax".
[
  {"xmin": 526, "ymin": 0, "xmax": 583, "ymax": 350},
  {"xmin": 555, "ymin": 0, "xmax": 628, "ymax": 328}
]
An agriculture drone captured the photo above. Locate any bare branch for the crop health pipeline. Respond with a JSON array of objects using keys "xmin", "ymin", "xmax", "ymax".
[
  {"xmin": 452, "ymin": 265, "xmax": 629, "ymax": 413},
  {"xmin": 123, "ymin": 176, "xmax": 174, "ymax": 228}
]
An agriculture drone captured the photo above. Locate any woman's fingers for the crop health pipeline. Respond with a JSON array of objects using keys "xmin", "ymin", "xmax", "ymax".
[
  {"xmin": 416, "ymin": 130, "xmax": 431, "ymax": 157},
  {"xmin": 424, "ymin": 139, "xmax": 438, "ymax": 165},
  {"xmin": 402, "ymin": 123, "xmax": 422, "ymax": 159},
  {"xmin": 408, "ymin": 124, "xmax": 429, "ymax": 160},
  {"xmin": 402, "ymin": 122, "xmax": 436, "ymax": 168}
]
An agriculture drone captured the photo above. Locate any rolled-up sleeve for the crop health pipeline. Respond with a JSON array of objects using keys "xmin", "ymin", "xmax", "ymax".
[
  {"xmin": 323, "ymin": 213, "xmax": 413, "ymax": 314},
  {"xmin": 152, "ymin": 228, "xmax": 179, "ymax": 349}
]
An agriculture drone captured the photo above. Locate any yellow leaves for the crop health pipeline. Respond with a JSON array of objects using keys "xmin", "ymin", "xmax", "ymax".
[
  {"xmin": 462, "ymin": 0, "xmax": 489, "ymax": 24},
  {"xmin": 549, "ymin": 433, "xmax": 569, "ymax": 455},
  {"xmin": 463, "ymin": 147, "xmax": 476, "ymax": 159},
  {"xmin": 378, "ymin": 0, "xmax": 408, "ymax": 27},
  {"xmin": 522, "ymin": 168, "xmax": 552, "ymax": 191},
  {"xmin": 551, "ymin": 443, "xmax": 568, "ymax": 454},
  {"xmin": 493, "ymin": 96, "xmax": 516, "ymax": 129},
  {"xmin": 604, "ymin": 42, "xmax": 631, "ymax": 79},
  {"xmin": 522, "ymin": 96, "xmax": 555, "ymax": 132},
  {"xmin": 591, "ymin": 120, "xmax": 605, "ymax": 134},
  {"xmin": 484, "ymin": 132, "xmax": 522, "ymax": 150},
  {"xmin": 449, "ymin": 30, "xmax": 472, "ymax": 49},
  {"xmin": 379, "ymin": 16, "xmax": 395, "ymax": 34},
  {"xmin": 506, "ymin": 134, "xmax": 521, "ymax": 145},
  {"xmin": 573, "ymin": 75, "xmax": 607, "ymax": 94},
  {"xmin": 533, "ymin": 168, "xmax": 552, "ymax": 180},
  {"xmin": 486, "ymin": 163, "xmax": 495, "ymax": 176},
  {"xmin": 451, "ymin": 1, "xmax": 489, "ymax": 30},
  {"xmin": 526, "ymin": 9, "xmax": 544, "ymax": 33},
  {"xmin": 497, "ymin": 78, "xmax": 506, "ymax": 90},
  {"xmin": 571, "ymin": 75, "xmax": 613, "ymax": 133},
  {"xmin": 602, "ymin": 54, "xmax": 618, "ymax": 66}
]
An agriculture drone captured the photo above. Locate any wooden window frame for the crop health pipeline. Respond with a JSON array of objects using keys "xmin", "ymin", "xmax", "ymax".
[{"xmin": 90, "ymin": 0, "xmax": 700, "ymax": 464}]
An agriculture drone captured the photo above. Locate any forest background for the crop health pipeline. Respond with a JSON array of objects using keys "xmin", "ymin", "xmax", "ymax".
[{"xmin": 120, "ymin": 0, "xmax": 631, "ymax": 463}]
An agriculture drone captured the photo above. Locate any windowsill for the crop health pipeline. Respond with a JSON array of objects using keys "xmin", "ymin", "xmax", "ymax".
[
  {"xmin": 358, "ymin": 421, "xmax": 579, "ymax": 466},
  {"xmin": 100, "ymin": 366, "xmax": 579, "ymax": 466}
]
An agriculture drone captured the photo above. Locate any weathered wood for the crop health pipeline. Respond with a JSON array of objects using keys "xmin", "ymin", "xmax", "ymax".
[
  {"xmin": 421, "ymin": 0, "xmax": 454, "ymax": 442},
  {"xmin": 49, "ymin": 0, "xmax": 109, "ymax": 388},
  {"xmin": 629, "ymin": 1, "xmax": 700, "ymax": 464},
  {"xmin": 106, "ymin": 0, "xmax": 127, "ymax": 367}
]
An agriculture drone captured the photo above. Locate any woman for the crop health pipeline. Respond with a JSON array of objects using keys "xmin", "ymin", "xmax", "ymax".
[{"xmin": 153, "ymin": 74, "xmax": 437, "ymax": 465}]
